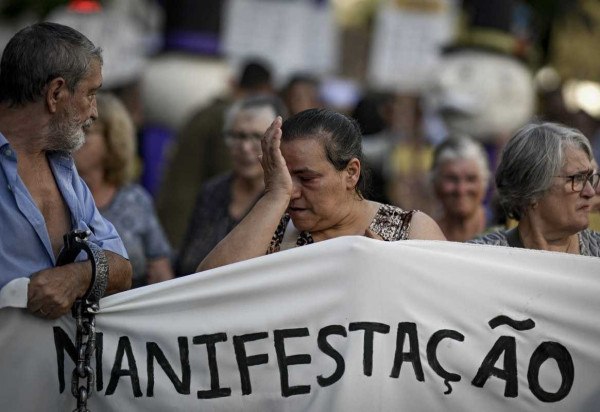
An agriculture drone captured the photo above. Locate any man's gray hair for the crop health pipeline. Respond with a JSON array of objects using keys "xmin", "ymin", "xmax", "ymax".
[
  {"xmin": 0, "ymin": 22, "xmax": 102, "ymax": 106},
  {"xmin": 496, "ymin": 122, "xmax": 593, "ymax": 220},
  {"xmin": 431, "ymin": 134, "xmax": 490, "ymax": 192},
  {"xmin": 223, "ymin": 94, "xmax": 288, "ymax": 132}
]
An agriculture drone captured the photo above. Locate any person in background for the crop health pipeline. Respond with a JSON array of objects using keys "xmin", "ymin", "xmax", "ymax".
[
  {"xmin": 430, "ymin": 135, "xmax": 491, "ymax": 241},
  {"xmin": 75, "ymin": 93, "xmax": 173, "ymax": 287},
  {"xmin": 156, "ymin": 59, "xmax": 275, "ymax": 249},
  {"xmin": 470, "ymin": 122, "xmax": 600, "ymax": 255},
  {"xmin": 280, "ymin": 73, "xmax": 322, "ymax": 116},
  {"xmin": 176, "ymin": 95, "xmax": 287, "ymax": 275},
  {"xmin": 0, "ymin": 22, "xmax": 131, "ymax": 319},
  {"xmin": 589, "ymin": 158, "xmax": 600, "ymax": 232},
  {"xmin": 198, "ymin": 108, "xmax": 445, "ymax": 272}
]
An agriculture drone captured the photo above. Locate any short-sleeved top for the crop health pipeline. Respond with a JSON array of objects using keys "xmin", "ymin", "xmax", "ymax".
[
  {"xmin": 469, "ymin": 228, "xmax": 600, "ymax": 257},
  {"xmin": 0, "ymin": 132, "xmax": 128, "ymax": 291},
  {"xmin": 268, "ymin": 203, "xmax": 416, "ymax": 253},
  {"xmin": 100, "ymin": 184, "xmax": 172, "ymax": 288}
]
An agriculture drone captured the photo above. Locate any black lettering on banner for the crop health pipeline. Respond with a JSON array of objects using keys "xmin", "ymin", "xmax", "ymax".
[
  {"xmin": 426, "ymin": 329, "xmax": 464, "ymax": 394},
  {"xmin": 489, "ymin": 315, "xmax": 535, "ymax": 331},
  {"xmin": 193, "ymin": 333, "xmax": 232, "ymax": 399},
  {"xmin": 349, "ymin": 322, "xmax": 390, "ymax": 376},
  {"xmin": 472, "ymin": 336, "xmax": 517, "ymax": 397},
  {"xmin": 53, "ymin": 327, "xmax": 76, "ymax": 393},
  {"xmin": 390, "ymin": 322, "xmax": 424, "ymax": 381},
  {"xmin": 106, "ymin": 336, "xmax": 143, "ymax": 397},
  {"xmin": 317, "ymin": 325, "xmax": 347, "ymax": 387},
  {"xmin": 274, "ymin": 328, "xmax": 312, "ymax": 397},
  {"xmin": 96, "ymin": 332, "xmax": 104, "ymax": 392},
  {"xmin": 233, "ymin": 332, "xmax": 269, "ymax": 395},
  {"xmin": 527, "ymin": 342, "xmax": 574, "ymax": 402},
  {"xmin": 146, "ymin": 337, "xmax": 191, "ymax": 397}
]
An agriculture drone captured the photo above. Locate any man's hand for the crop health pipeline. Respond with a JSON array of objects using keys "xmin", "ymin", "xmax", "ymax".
[{"xmin": 27, "ymin": 262, "xmax": 90, "ymax": 319}]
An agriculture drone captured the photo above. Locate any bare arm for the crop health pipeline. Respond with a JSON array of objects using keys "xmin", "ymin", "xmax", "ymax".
[
  {"xmin": 197, "ymin": 192, "xmax": 290, "ymax": 271},
  {"xmin": 198, "ymin": 117, "xmax": 292, "ymax": 272},
  {"xmin": 146, "ymin": 257, "xmax": 175, "ymax": 284},
  {"xmin": 408, "ymin": 211, "xmax": 447, "ymax": 241},
  {"xmin": 27, "ymin": 250, "xmax": 132, "ymax": 319}
]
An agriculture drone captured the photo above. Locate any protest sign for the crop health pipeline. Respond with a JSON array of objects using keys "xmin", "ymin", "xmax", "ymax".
[{"xmin": 1, "ymin": 237, "xmax": 599, "ymax": 411}]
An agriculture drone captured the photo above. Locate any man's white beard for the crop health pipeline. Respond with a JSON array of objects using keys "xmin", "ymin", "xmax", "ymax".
[{"xmin": 46, "ymin": 105, "xmax": 91, "ymax": 152}]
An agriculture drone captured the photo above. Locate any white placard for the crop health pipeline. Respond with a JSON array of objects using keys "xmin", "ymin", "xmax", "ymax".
[
  {"xmin": 368, "ymin": 0, "xmax": 457, "ymax": 92},
  {"xmin": 222, "ymin": 0, "xmax": 338, "ymax": 83}
]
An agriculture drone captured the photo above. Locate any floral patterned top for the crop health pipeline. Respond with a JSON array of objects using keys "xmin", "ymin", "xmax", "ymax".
[{"xmin": 268, "ymin": 204, "xmax": 416, "ymax": 253}]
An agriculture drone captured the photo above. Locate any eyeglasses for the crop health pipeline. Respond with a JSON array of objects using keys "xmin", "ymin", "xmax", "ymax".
[
  {"xmin": 224, "ymin": 131, "xmax": 262, "ymax": 148},
  {"xmin": 554, "ymin": 170, "xmax": 600, "ymax": 192}
]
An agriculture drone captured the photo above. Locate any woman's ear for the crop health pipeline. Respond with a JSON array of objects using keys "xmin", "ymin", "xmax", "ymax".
[
  {"xmin": 45, "ymin": 77, "xmax": 67, "ymax": 114},
  {"xmin": 345, "ymin": 158, "xmax": 361, "ymax": 190}
]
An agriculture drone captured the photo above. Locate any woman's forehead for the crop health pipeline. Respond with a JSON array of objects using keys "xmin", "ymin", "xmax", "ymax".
[
  {"xmin": 281, "ymin": 136, "xmax": 328, "ymax": 163},
  {"xmin": 561, "ymin": 146, "xmax": 591, "ymax": 172}
]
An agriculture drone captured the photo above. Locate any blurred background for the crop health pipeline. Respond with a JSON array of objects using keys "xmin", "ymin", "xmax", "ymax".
[{"xmin": 2, "ymin": 0, "xmax": 600, "ymax": 248}]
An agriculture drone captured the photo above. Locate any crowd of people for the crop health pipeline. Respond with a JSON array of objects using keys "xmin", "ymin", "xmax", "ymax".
[{"xmin": 1, "ymin": 22, "xmax": 599, "ymax": 321}]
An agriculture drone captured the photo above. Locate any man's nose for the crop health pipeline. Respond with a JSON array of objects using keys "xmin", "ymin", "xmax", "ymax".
[{"xmin": 90, "ymin": 97, "xmax": 98, "ymax": 121}]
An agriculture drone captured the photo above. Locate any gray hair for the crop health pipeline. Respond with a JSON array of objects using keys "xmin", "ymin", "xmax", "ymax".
[
  {"xmin": 0, "ymin": 22, "xmax": 103, "ymax": 106},
  {"xmin": 431, "ymin": 135, "xmax": 490, "ymax": 192},
  {"xmin": 496, "ymin": 122, "xmax": 593, "ymax": 220},
  {"xmin": 223, "ymin": 94, "xmax": 288, "ymax": 132}
]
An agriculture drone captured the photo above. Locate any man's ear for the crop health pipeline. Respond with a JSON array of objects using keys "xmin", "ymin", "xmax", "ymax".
[
  {"xmin": 45, "ymin": 77, "xmax": 67, "ymax": 114},
  {"xmin": 345, "ymin": 157, "xmax": 361, "ymax": 190}
]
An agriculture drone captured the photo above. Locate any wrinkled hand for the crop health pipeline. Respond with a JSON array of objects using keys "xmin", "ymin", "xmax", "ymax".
[
  {"xmin": 27, "ymin": 263, "xmax": 89, "ymax": 319},
  {"xmin": 260, "ymin": 116, "xmax": 292, "ymax": 199}
]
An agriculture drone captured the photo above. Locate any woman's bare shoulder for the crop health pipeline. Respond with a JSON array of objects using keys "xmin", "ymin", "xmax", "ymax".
[{"xmin": 408, "ymin": 211, "xmax": 447, "ymax": 241}]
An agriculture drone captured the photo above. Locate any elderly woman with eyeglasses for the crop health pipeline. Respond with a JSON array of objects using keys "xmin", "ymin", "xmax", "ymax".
[{"xmin": 470, "ymin": 122, "xmax": 600, "ymax": 256}]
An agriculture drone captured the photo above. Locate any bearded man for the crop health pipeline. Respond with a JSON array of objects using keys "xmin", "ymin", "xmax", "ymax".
[{"xmin": 0, "ymin": 22, "xmax": 132, "ymax": 319}]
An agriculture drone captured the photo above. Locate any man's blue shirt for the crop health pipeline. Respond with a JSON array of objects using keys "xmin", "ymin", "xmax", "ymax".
[{"xmin": 0, "ymin": 132, "xmax": 128, "ymax": 290}]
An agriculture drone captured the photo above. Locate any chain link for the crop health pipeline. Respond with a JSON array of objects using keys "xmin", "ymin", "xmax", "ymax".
[
  {"xmin": 57, "ymin": 230, "xmax": 108, "ymax": 411},
  {"xmin": 71, "ymin": 299, "xmax": 99, "ymax": 412}
]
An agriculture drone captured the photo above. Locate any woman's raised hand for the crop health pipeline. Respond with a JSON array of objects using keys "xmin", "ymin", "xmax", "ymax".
[{"xmin": 260, "ymin": 116, "xmax": 293, "ymax": 199}]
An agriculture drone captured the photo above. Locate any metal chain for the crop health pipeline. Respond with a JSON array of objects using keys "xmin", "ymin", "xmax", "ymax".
[
  {"xmin": 57, "ymin": 230, "xmax": 108, "ymax": 411},
  {"xmin": 71, "ymin": 299, "xmax": 99, "ymax": 412}
]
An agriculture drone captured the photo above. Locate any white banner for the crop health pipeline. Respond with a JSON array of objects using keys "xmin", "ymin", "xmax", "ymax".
[{"xmin": 1, "ymin": 238, "xmax": 599, "ymax": 411}]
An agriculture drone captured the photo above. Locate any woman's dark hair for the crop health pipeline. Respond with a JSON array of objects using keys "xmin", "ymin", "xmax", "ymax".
[{"xmin": 281, "ymin": 108, "xmax": 370, "ymax": 198}]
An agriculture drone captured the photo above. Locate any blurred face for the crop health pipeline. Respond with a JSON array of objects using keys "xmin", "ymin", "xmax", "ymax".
[
  {"xmin": 282, "ymin": 135, "xmax": 355, "ymax": 233},
  {"xmin": 73, "ymin": 122, "xmax": 107, "ymax": 179},
  {"xmin": 227, "ymin": 107, "xmax": 274, "ymax": 180},
  {"xmin": 285, "ymin": 82, "xmax": 321, "ymax": 115},
  {"xmin": 435, "ymin": 158, "xmax": 486, "ymax": 219},
  {"xmin": 534, "ymin": 147, "xmax": 595, "ymax": 234},
  {"xmin": 48, "ymin": 59, "xmax": 101, "ymax": 152}
]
